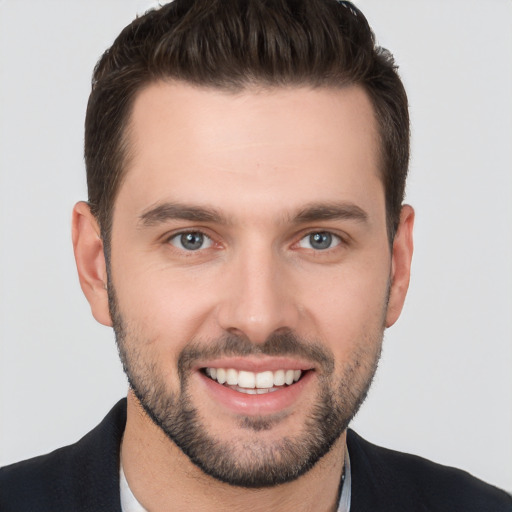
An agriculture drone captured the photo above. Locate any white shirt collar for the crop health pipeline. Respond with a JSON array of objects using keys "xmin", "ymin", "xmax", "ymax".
[{"xmin": 120, "ymin": 465, "xmax": 147, "ymax": 512}]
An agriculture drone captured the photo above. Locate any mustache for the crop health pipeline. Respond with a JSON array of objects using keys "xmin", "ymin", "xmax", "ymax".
[{"xmin": 178, "ymin": 329, "xmax": 335, "ymax": 377}]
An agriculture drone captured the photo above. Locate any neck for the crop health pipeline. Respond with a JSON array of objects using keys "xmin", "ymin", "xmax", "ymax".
[{"xmin": 121, "ymin": 392, "xmax": 346, "ymax": 512}]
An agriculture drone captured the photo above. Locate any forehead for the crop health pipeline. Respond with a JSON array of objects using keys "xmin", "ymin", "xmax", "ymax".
[{"xmin": 117, "ymin": 81, "xmax": 383, "ymax": 223}]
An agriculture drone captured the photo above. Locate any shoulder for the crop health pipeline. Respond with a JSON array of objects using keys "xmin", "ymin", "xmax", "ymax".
[
  {"xmin": 0, "ymin": 442, "xmax": 81, "ymax": 510},
  {"xmin": 0, "ymin": 399, "xmax": 127, "ymax": 512},
  {"xmin": 347, "ymin": 429, "xmax": 512, "ymax": 512}
]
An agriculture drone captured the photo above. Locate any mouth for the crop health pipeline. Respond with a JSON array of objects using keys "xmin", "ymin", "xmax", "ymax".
[
  {"xmin": 202, "ymin": 367, "xmax": 305, "ymax": 395},
  {"xmin": 196, "ymin": 357, "xmax": 316, "ymax": 415}
]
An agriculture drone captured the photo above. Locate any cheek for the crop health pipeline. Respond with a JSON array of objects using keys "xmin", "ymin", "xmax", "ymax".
[
  {"xmin": 300, "ymin": 260, "xmax": 390, "ymax": 355},
  {"xmin": 111, "ymin": 254, "xmax": 222, "ymax": 350},
  {"xmin": 112, "ymin": 268, "xmax": 220, "ymax": 393}
]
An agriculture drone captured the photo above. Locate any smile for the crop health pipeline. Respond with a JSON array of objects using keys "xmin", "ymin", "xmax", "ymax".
[{"xmin": 204, "ymin": 368, "xmax": 303, "ymax": 394}]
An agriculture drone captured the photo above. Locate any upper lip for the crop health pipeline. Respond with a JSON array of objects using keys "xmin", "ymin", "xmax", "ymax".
[{"xmin": 194, "ymin": 356, "xmax": 315, "ymax": 373}]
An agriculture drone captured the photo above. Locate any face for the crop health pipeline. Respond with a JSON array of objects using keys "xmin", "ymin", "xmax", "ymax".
[{"xmin": 76, "ymin": 82, "xmax": 413, "ymax": 488}]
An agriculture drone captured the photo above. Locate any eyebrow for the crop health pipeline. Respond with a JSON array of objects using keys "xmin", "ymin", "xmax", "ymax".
[
  {"xmin": 292, "ymin": 202, "xmax": 369, "ymax": 224},
  {"xmin": 138, "ymin": 200, "xmax": 369, "ymax": 228},
  {"xmin": 139, "ymin": 203, "xmax": 228, "ymax": 227}
]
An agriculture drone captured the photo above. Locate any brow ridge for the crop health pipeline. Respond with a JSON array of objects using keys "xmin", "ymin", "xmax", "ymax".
[
  {"xmin": 138, "ymin": 200, "xmax": 369, "ymax": 228},
  {"xmin": 139, "ymin": 202, "xmax": 227, "ymax": 227},
  {"xmin": 292, "ymin": 202, "xmax": 368, "ymax": 224}
]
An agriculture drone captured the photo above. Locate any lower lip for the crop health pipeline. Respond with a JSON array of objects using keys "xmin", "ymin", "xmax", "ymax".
[{"xmin": 198, "ymin": 370, "xmax": 314, "ymax": 415}]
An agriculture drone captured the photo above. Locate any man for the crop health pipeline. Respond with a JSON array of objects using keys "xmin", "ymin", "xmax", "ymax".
[{"xmin": 0, "ymin": 0, "xmax": 510, "ymax": 510}]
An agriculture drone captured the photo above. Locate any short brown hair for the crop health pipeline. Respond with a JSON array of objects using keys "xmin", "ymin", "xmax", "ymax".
[{"xmin": 85, "ymin": 0, "xmax": 409, "ymax": 243}]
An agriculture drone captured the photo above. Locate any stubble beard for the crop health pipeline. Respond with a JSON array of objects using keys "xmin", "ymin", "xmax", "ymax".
[{"xmin": 108, "ymin": 285, "xmax": 384, "ymax": 488}]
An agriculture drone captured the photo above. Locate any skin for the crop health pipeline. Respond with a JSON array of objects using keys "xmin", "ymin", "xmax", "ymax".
[{"xmin": 72, "ymin": 82, "xmax": 414, "ymax": 511}]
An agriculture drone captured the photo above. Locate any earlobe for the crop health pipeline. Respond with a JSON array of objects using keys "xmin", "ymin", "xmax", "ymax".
[
  {"xmin": 385, "ymin": 205, "xmax": 414, "ymax": 328},
  {"xmin": 72, "ymin": 201, "xmax": 113, "ymax": 327}
]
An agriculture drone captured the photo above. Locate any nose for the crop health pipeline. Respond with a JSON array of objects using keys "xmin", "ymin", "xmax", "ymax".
[{"xmin": 216, "ymin": 243, "xmax": 301, "ymax": 344}]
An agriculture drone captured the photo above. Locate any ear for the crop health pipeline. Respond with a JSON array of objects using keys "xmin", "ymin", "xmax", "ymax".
[
  {"xmin": 385, "ymin": 205, "xmax": 414, "ymax": 328},
  {"xmin": 72, "ymin": 201, "xmax": 112, "ymax": 327}
]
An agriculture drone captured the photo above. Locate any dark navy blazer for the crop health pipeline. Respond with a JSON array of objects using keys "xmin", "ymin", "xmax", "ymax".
[{"xmin": 1, "ymin": 399, "xmax": 510, "ymax": 511}]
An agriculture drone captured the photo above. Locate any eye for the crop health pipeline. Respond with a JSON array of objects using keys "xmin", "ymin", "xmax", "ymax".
[
  {"xmin": 168, "ymin": 231, "xmax": 213, "ymax": 251},
  {"xmin": 297, "ymin": 231, "xmax": 341, "ymax": 250}
]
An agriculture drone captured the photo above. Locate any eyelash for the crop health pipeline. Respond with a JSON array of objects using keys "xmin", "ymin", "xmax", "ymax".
[
  {"xmin": 296, "ymin": 231, "xmax": 343, "ymax": 251},
  {"xmin": 167, "ymin": 230, "xmax": 214, "ymax": 252},
  {"xmin": 165, "ymin": 229, "xmax": 346, "ymax": 253}
]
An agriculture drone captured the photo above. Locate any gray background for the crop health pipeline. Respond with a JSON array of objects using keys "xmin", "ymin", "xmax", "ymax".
[{"xmin": 1, "ymin": 0, "xmax": 511, "ymax": 492}]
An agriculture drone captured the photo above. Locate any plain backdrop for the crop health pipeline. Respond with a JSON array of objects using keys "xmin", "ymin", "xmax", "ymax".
[{"xmin": 0, "ymin": 0, "xmax": 511, "ymax": 492}]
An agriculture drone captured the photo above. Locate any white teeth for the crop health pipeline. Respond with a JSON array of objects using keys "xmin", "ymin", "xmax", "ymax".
[
  {"xmin": 216, "ymin": 368, "xmax": 227, "ymax": 384},
  {"xmin": 226, "ymin": 368, "xmax": 238, "ymax": 385},
  {"xmin": 238, "ymin": 370, "xmax": 256, "ymax": 388},
  {"xmin": 236, "ymin": 387, "xmax": 275, "ymax": 395},
  {"xmin": 255, "ymin": 371, "xmax": 274, "ymax": 388},
  {"xmin": 205, "ymin": 367, "xmax": 304, "ymax": 390},
  {"xmin": 273, "ymin": 369, "xmax": 285, "ymax": 386}
]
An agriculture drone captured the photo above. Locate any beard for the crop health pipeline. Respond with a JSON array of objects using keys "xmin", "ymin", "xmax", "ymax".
[{"xmin": 108, "ymin": 285, "xmax": 384, "ymax": 488}]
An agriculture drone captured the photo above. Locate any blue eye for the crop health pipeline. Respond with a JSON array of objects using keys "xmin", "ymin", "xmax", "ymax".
[
  {"xmin": 169, "ymin": 232, "xmax": 213, "ymax": 251},
  {"xmin": 298, "ymin": 232, "xmax": 341, "ymax": 250}
]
